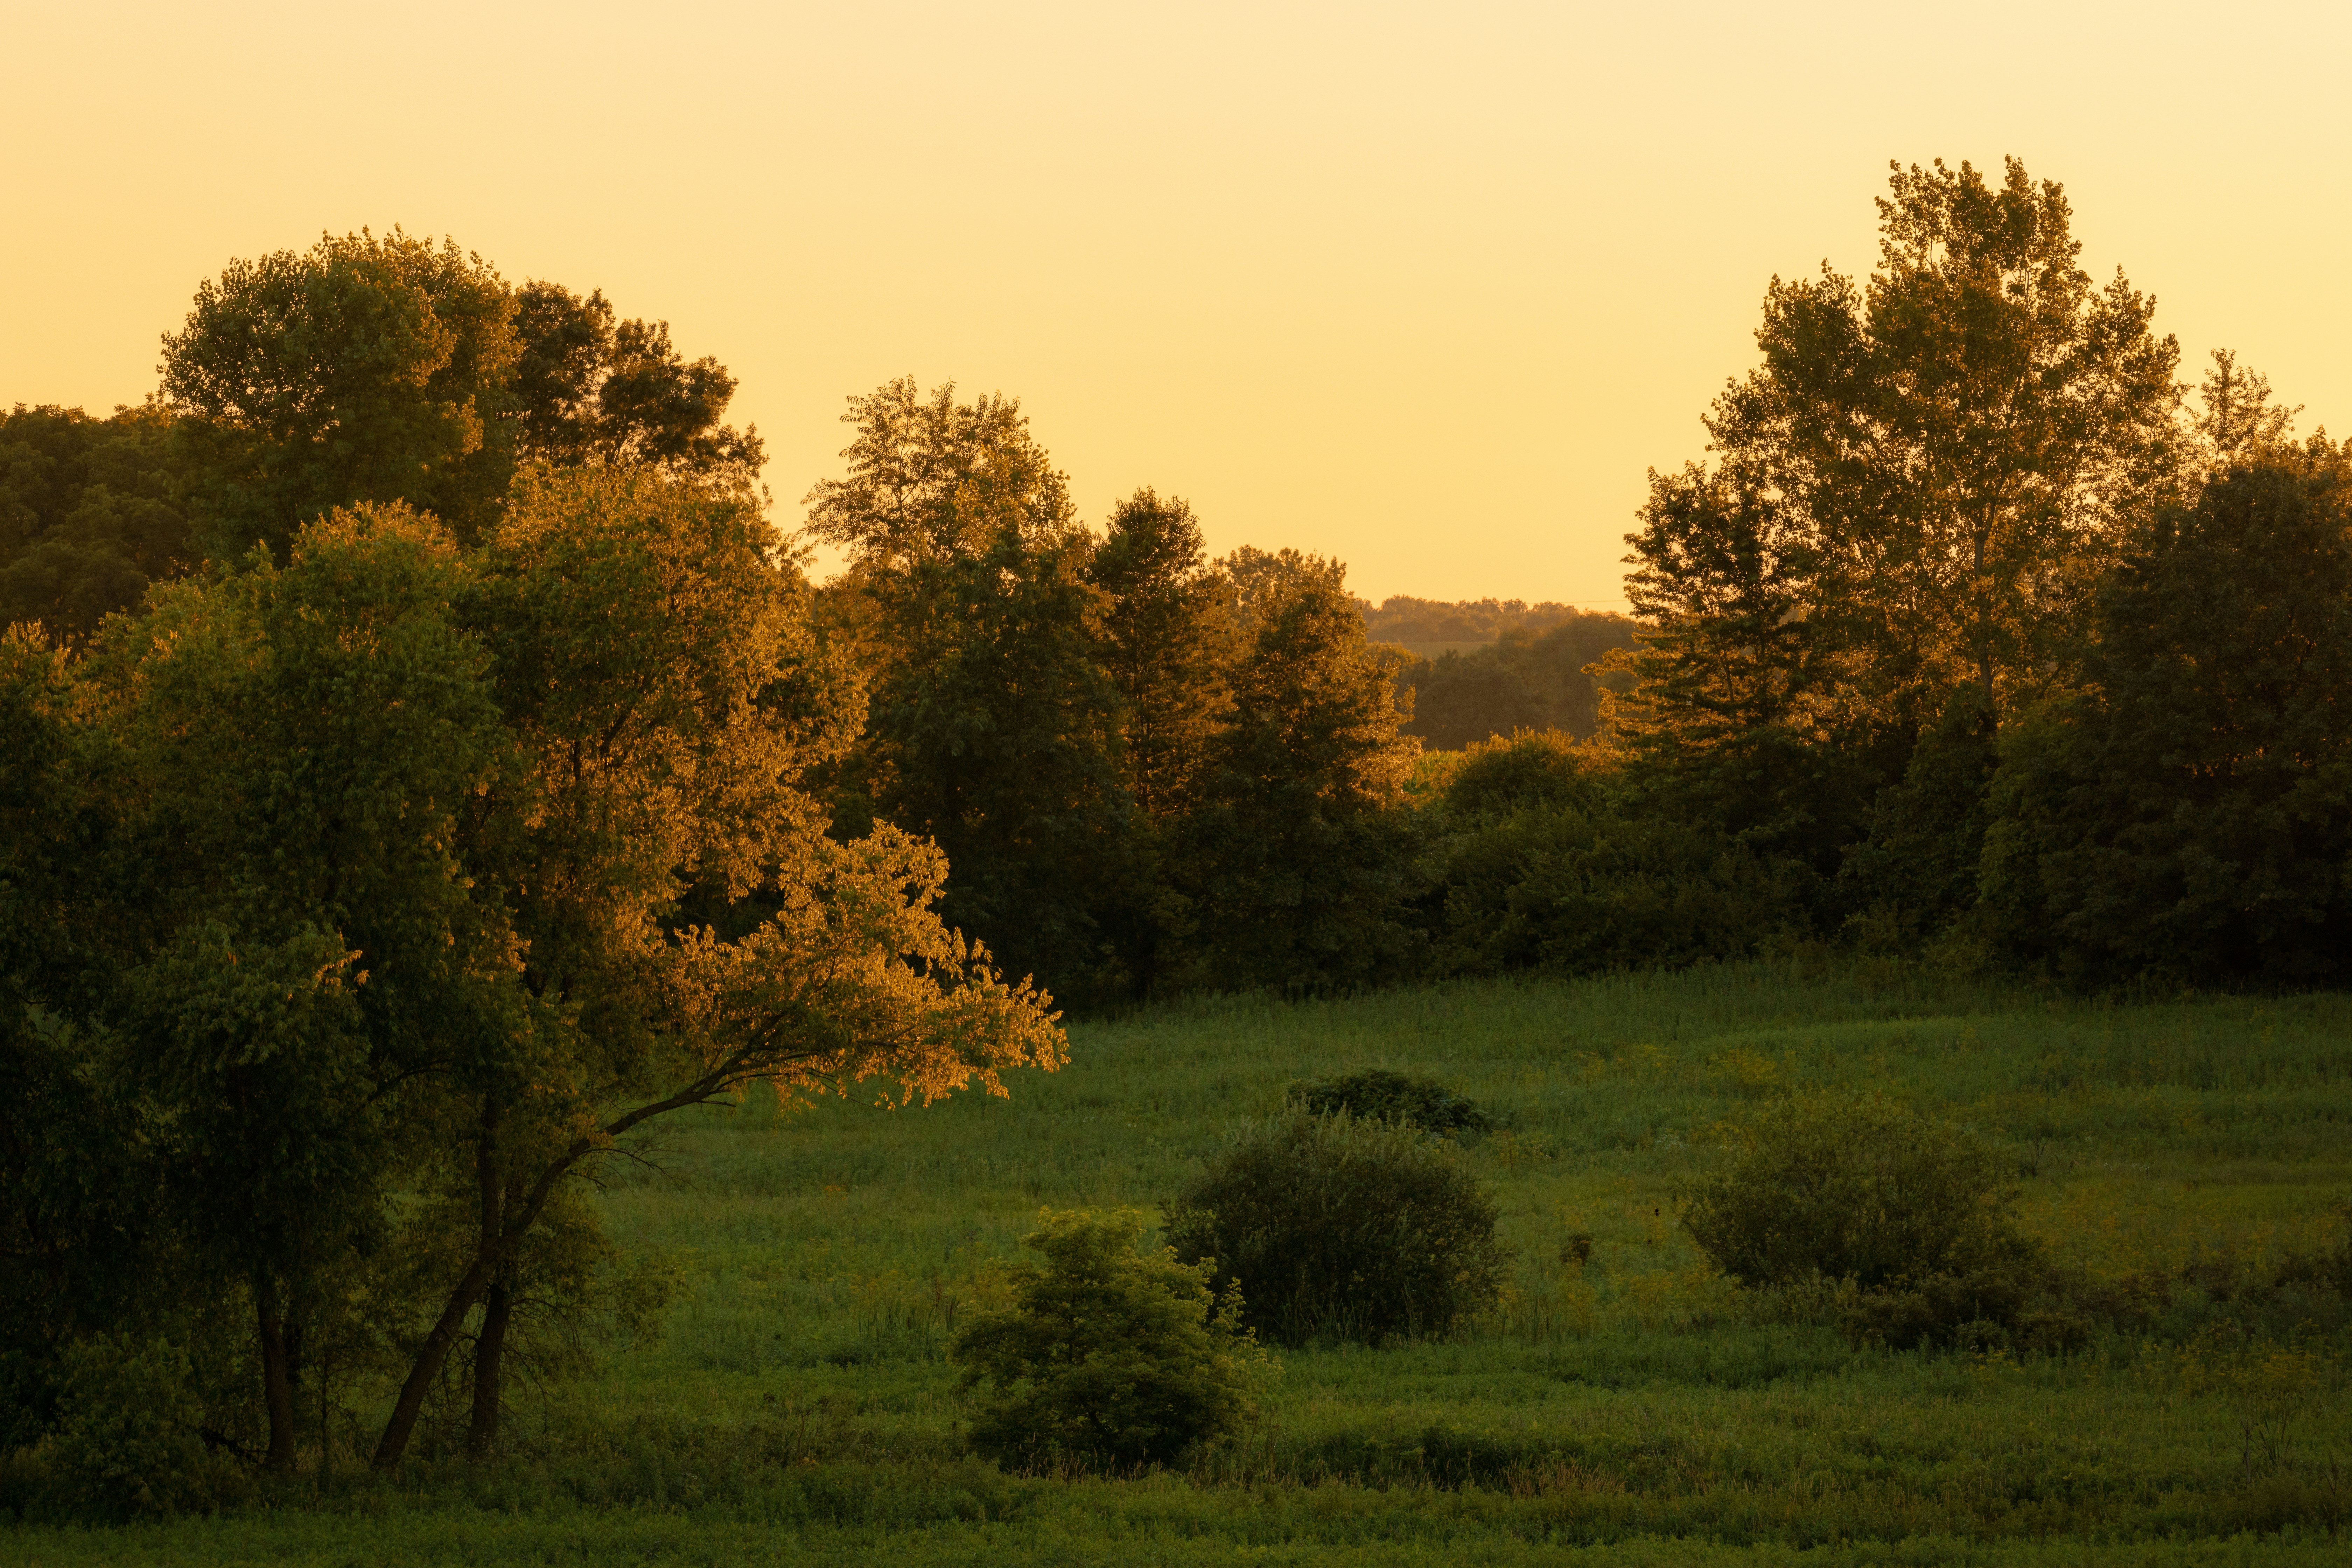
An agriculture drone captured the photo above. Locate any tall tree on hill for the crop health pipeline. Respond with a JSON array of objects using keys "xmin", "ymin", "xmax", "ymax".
[
  {"xmin": 804, "ymin": 379, "xmax": 1130, "ymax": 997},
  {"xmin": 1612, "ymin": 157, "xmax": 2184, "ymax": 896},
  {"xmin": 160, "ymin": 230, "xmax": 521, "ymax": 560}
]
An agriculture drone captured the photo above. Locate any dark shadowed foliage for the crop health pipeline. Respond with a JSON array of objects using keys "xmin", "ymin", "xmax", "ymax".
[
  {"xmin": 1166, "ymin": 1112, "xmax": 1507, "ymax": 1346},
  {"xmin": 1288, "ymin": 1069, "xmax": 1490, "ymax": 1135}
]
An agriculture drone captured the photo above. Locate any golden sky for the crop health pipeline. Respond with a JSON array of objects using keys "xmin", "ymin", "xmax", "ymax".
[{"xmin": 5, "ymin": 2, "xmax": 2346, "ymax": 606}]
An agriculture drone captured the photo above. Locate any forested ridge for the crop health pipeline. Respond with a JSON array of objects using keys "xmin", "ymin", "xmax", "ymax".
[{"xmin": 5, "ymin": 159, "xmax": 2351, "ymax": 1500}]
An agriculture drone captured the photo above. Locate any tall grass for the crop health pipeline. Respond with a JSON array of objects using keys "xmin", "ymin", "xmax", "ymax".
[{"xmin": 10, "ymin": 960, "xmax": 2351, "ymax": 1562}]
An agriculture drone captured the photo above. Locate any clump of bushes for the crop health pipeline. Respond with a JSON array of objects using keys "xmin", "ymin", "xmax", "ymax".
[
  {"xmin": 39, "ymin": 1335, "xmax": 221, "ymax": 1521},
  {"xmin": 1680, "ymin": 1092, "xmax": 2060, "ymax": 1350},
  {"xmin": 949, "ymin": 1209, "xmax": 1268, "ymax": 1473},
  {"xmin": 1289, "ymin": 1068, "xmax": 1491, "ymax": 1135},
  {"xmin": 1166, "ymin": 1111, "xmax": 1508, "ymax": 1346}
]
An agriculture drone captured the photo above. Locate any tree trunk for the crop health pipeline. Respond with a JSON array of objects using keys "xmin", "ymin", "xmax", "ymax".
[
  {"xmin": 373, "ymin": 1066, "xmax": 741, "ymax": 1470},
  {"xmin": 372, "ymin": 1252, "xmax": 494, "ymax": 1469},
  {"xmin": 256, "ymin": 1283, "xmax": 296, "ymax": 1473},
  {"xmin": 468, "ymin": 1277, "xmax": 511, "ymax": 1458}
]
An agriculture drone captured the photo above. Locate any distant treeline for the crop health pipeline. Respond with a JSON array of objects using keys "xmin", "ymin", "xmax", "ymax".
[
  {"xmin": 1357, "ymin": 595, "xmax": 1598, "ymax": 644},
  {"xmin": 1384, "ymin": 613, "xmax": 1642, "ymax": 748}
]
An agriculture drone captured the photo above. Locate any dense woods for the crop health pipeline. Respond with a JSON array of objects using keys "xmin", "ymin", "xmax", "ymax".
[{"xmin": 5, "ymin": 158, "xmax": 2352, "ymax": 1491}]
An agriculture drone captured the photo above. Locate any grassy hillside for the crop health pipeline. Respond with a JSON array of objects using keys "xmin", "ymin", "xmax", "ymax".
[{"xmin": 13, "ymin": 963, "xmax": 2352, "ymax": 1564}]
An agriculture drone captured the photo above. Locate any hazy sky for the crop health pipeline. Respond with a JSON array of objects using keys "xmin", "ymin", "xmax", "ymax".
[{"xmin": 5, "ymin": 2, "xmax": 2346, "ymax": 606}]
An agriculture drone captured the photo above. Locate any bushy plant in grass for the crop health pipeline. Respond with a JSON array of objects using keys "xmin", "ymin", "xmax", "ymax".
[
  {"xmin": 1166, "ymin": 1111, "xmax": 1508, "ymax": 1346},
  {"xmin": 39, "ymin": 1335, "xmax": 216, "ymax": 1520},
  {"xmin": 1289, "ymin": 1068, "xmax": 1491, "ymax": 1134},
  {"xmin": 1680, "ymin": 1092, "xmax": 2054, "ymax": 1350},
  {"xmin": 948, "ymin": 1209, "xmax": 1268, "ymax": 1473}
]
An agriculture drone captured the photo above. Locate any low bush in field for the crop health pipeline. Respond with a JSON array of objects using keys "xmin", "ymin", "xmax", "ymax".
[
  {"xmin": 1681, "ymin": 1091, "xmax": 2033, "ymax": 1291},
  {"xmin": 1680, "ymin": 1092, "xmax": 2063, "ymax": 1350},
  {"xmin": 948, "ymin": 1209, "xmax": 1267, "ymax": 1473},
  {"xmin": 1288, "ymin": 1069, "xmax": 1490, "ymax": 1134},
  {"xmin": 1166, "ymin": 1111, "xmax": 1508, "ymax": 1346}
]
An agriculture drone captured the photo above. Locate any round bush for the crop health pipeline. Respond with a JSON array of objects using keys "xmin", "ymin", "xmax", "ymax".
[
  {"xmin": 1289, "ymin": 1069, "xmax": 1491, "ymax": 1135},
  {"xmin": 1166, "ymin": 1111, "xmax": 1508, "ymax": 1346},
  {"xmin": 950, "ymin": 1209, "xmax": 1267, "ymax": 1472},
  {"xmin": 1679, "ymin": 1092, "xmax": 2034, "ymax": 1291}
]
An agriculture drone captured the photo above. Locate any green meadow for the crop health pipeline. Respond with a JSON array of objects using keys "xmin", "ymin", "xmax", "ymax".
[{"xmin": 14, "ymin": 962, "xmax": 2352, "ymax": 1564}]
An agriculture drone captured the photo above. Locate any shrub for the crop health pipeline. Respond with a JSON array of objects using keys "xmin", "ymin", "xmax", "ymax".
[
  {"xmin": 1166, "ymin": 1111, "xmax": 1508, "ymax": 1346},
  {"xmin": 42, "ymin": 1335, "xmax": 210, "ymax": 1520},
  {"xmin": 1679, "ymin": 1093, "xmax": 2056, "ymax": 1351},
  {"xmin": 949, "ymin": 1209, "xmax": 1268, "ymax": 1473},
  {"xmin": 1679, "ymin": 1092, "xmax": 2033, "ymax": 1293},
  {"xmin": 1289, "ymin": 1069, "xmax": 1490, "ymax": 1135}
]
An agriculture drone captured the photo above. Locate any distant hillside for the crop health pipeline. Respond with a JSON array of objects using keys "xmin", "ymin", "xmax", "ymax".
[
  {"xmin": 1362, "ymin": 601, "xmax": 1645, "ymax": 748},
  {"xmin": 1355, "ymin": 595, "xmax": 1598, "ymax": 644}
]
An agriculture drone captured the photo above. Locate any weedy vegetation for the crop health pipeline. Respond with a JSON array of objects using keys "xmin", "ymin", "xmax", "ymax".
[{"xmin": 8, "ymin": 961, "xmax": 2350, "ymax": 1563}]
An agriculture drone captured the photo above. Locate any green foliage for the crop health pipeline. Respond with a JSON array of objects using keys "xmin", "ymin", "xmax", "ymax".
[
  {"xmin": 41, "ymin": 1336, "xmax": 213, "ymax": 1520},
  {"xmin": 950, "ymin": 1209, "xmax": 1266, "ymax": 1472},
  {"xmin": 1438, "ymin": 728, "xmax": 1602, "ymax": 818},
  {"xmin": 1608, "ymin": 158, "xmax": 2185, "ymax": 908},
  {"xmin": 1169, "ymin": 554, "xmax": 1422, "ymax": 994},
  {"xmin": 1838, "ymin": 690, "xmax": 1998, "ymax": 949},
  {"xmin": 1086, "ymin": 489, "xmax": 1230, "ymax": 825},
  {"xmin": 1979, "ymin": 454, "xmax": 2352, "ymax": 982},
  {"xmin": 1423, "ymin": 733, "xmax": 1810, "ymax": 976},
  {"xmin": 1166, "ymin": 1112, "xmax": 1507, "ymax": 1345},
  {"xmin": 1680, "ymin": 1092, "xmax": 2035, "ymax": 1294},
  {"xmin": 806, "ymin": 378, "xmax": 1130, "ymax": 996},
  {"xmin": 509, "ymin": 281, "xmax": 763, "ymax": 483},
  {"xmin": 0, "ymin": 402, "xmax": 192, "ymax": 646},
  {"xmin": 1289, "ymin": 1069, "xmax": 1490, "ymax": 1135},
  {"xmin": 160, "ymin": 229, "xmax": 520, "ymax": 560}
]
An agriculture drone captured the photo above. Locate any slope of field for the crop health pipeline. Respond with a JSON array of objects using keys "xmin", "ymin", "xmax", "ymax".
[{"xmin": 14, "ymin": 964, "xmax": 2352, "ymax": 1564}]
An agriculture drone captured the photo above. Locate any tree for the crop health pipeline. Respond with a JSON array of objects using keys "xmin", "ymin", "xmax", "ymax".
[
  {"xmin": 1980, "ymin": 440, "xmax": 2352, "ymax": 981},
  {"xmin": 1603, "ymin": 465, "xmax": 1869, "ymax": 878},
  {"xmin": 6, "ymin": 467, "xmax": 1065, "ymax": 1475},
  {"xmin": 367, "ymin": 463, "xmax": 1065, "ymax": 1466},
  {"xmin": 510, "ymin": 281, "xmax": 764, "ymax": 484},
  {"xmin": 0, "ymin": 626, "xmax": 170, "ymax": 1451},
  {"xmin": 1082, "ymin": 490, "xmax": 1232, "ymax": 994},
  {"xmin": 160, "ymin": 229, "xmax": 520, "ymax": 560},
  {"xmin": 1613, "ymin": 158, "xmax": 2184, "ymax": 895},
  {"xmin": 1087, "ymin": 489, "xmax": 1230, "ymax": 822},
  {"xmin": 1170, "ymin": 551, "xmax": 1421, "ymax": 992},
  {"xmin": 0, "ymin": 402, "xmax": 194, "ymax": 646},
  {"xmin": 804, "ymin": 379, "xmax": 1130, "ymax": 996},
  {"xmin": 3, "ymin": 505, "xmax": 517, "ymax": 1471},
  {"xmin": 65, "ymin": 503, "xmax": 512, "ymax": 1469}
]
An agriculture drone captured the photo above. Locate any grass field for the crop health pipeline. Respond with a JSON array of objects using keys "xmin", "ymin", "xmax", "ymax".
[{"xmin": 12, "ymin": 961, "xmax": 2352, "ymax": 1564}]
